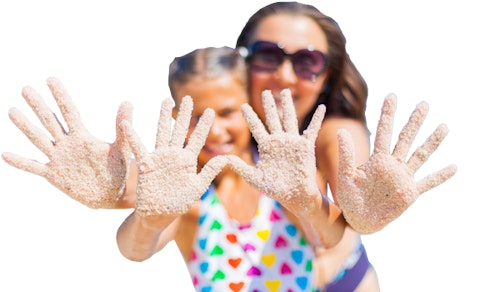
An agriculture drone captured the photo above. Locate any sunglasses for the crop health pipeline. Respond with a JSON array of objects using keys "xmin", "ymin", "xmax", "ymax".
[{"xmin": 245, "ymin": 41, "xmax": 328, "ymax": 81}]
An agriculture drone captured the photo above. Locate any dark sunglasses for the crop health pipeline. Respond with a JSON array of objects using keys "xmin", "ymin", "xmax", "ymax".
[{"xmin": 245, "ymin": 41, "xmax": 328, "ymax": 81}]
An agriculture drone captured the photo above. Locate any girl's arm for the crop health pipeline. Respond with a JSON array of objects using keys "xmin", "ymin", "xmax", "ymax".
[
  {"xmin": 113, "ymin": 160, "xmax": 138, "ymax": 209},
  {"xmin": 116, "ymin": 212, "xmax": 180, "ymax": 261},
  {"xmin": 116, "ymin": 96, "xmax": 227, "ymax": 260},
  {"xmin": 2, "ymin": 77, "xmax": 133, "ymax": 209}
]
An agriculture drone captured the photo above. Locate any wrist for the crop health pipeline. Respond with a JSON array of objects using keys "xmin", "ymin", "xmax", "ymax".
[
  {"xmin": 285, "ymin": 188, "xmax": 323, "ymax": 219},
  {"xmin": 137, "ymin": 212, "xmax": 177, "ymax": 231}
]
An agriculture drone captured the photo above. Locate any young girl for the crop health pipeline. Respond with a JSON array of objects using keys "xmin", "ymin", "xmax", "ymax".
[{"xmin": 116, "ymin": 46, "xmax": 327, "ymax": 291}]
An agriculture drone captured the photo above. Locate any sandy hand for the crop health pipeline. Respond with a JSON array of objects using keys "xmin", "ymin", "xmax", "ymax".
[
  {"xmin": 2, "ymin": 77, "xmax": 132, "ymax": 209},
  {"xmin": 121, "ymin": 96, "xmax": 228, "ymax": 216},
  {"xmin": 336, "ymin": 94, "xmax": 457, "ymax": 234},
  {"xmin": 228, "ymin": 89, "xmax": 325, "ymax": 215}
]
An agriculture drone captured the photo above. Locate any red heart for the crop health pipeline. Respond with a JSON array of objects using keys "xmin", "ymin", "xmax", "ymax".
[
  {"xmin": 228, "ymin": 257, "xmax": 242, "ymax": 268},
  {"xmin": 229, "ymin": 282, "xmax": 244, "ymax": 292},
  {"xmin": 226, "ymin": 233, "xmax": 237, "ymax": 243}
]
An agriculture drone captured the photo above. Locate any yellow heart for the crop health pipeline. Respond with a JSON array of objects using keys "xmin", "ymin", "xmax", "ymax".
[
  {"xmin": 261, "ymin": 253, "xmax": 276, "ymax": 267},
  {"xmin": 256, "ymin": 229, "xmax": 270, "ymax": 240},
  {"xmin": 264, "ymin": 279, "xmax": 281, "ymax": 292}
]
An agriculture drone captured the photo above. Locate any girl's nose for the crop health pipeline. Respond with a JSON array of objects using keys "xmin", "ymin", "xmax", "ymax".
[{"xmin": 207, "ymin": 116, "xmax": 225, "ymax": 138}]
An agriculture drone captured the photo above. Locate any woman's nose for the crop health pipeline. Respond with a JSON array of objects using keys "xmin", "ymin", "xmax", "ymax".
[{"xmin": 274, "ymin": 58, "xmax": 299, "ymax": 84}]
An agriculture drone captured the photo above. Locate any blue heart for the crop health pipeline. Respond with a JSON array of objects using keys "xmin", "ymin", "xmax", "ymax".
[
  {"xmin": 291, "ymin": 250, "xmax": 303, "ymax": 264},
  {"xmin": 296, "ymin": 276, "xmax": 308, "ymax": 290},
  {"xmin": 200, "ymin": 262, "xmax": 209, "ymax": 274},
  {"xmin": 199, "ymin": 238, "xmax": 207, "ymax": 250},
  {"xmin": 199, "ymin": 214, "xmax": 207, "ymax": 225},
  {"xmin": 285, "ymin": 224, "xmax": 297, "ymax": 237}
]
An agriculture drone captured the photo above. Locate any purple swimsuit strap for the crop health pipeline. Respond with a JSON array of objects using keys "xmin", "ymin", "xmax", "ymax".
[{"xmin": 324, "ymin": 244, "xmax": 370, "ymax": 292}]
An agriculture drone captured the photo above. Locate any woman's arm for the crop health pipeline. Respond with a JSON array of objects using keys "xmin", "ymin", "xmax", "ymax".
[
  {"xmin": 227, "ymin": 89, "xmax": 347, "ymax": 247},
  {"xmin": 293, "ymin": 117, "xmax": 371, "ymax": 248},
  {"xmin": 334, "ymin": 95, "xmax": 457, "ymax": 234}
]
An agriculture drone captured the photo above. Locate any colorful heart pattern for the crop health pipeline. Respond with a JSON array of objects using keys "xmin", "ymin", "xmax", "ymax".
[{"xmin": 188, "ymin": 187, "xmax": 317, "ymax": 291}]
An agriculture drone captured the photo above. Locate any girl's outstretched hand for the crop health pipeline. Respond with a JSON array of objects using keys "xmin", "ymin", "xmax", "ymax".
[
  {"xmin": 2, "ymin": 77, "xmax": 132, "ymax": 209},
  {"xmin": 120, "ymin": 96, "xmax": 228, "ymax": 216},
  {"xmin": 227, "ymin": 89, "xmax": 325, "ymax": 215},
  {"xmin": 336, "ymin": 94, "xmax": 457, "ymax": 234}
]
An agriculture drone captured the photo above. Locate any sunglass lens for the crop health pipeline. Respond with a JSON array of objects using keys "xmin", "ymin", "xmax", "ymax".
[
  {"xmin": 292, "ymin": 50, "xmax": 326, "ymax": 80},
  {"xmin": 249, "ymin": 43, "xmax": 283, "ymax": 72}
]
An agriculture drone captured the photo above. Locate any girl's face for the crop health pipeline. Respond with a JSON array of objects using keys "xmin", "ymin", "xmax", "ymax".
[
  {"xmin": 174, "ymin": 75, "xmax": 251, "ymax": 167},
  {"xmin": 248, "ymin": 14, "xmax": 329, "ymax": 126}
]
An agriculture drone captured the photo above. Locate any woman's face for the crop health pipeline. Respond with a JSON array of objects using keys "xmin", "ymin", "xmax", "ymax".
[
  {"xmin": 248, "ymin": 14, "xmax": 329, "ymax": 126},
  {"xmin": 174, "ymin": 75, "xmax": 251, "ymax": 167}
]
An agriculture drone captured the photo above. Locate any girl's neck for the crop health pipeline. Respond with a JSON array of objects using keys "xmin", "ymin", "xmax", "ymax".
[{"xmin": 212, "ymin": 149, "xmax": 261, "ymax": 223}]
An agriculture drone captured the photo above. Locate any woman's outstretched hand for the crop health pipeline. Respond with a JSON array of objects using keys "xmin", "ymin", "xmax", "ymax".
[
  {"xmin": 120, "ymin": 96, "xmax": 228, "ymax": 216},
  {"xmin": 336, "ymin": 94, "xmax": 457, "ymax": 234},
  {"xmin": 2, "ymin": 77, "xmax": 133, "ymax": 209},
  {"xmin": 227, "ymin": 89, "xmax": 325, "ymax": 215}
]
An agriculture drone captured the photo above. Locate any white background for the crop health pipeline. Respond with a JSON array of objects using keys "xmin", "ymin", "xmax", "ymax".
[{"xmin": 1, "ymin": 1, "xmax": 498, "ymax": 291}]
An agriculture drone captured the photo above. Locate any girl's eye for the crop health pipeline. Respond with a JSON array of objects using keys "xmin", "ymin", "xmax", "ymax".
[{"xmin": 219, "ymin": 109, "xmax": 238, "ymax": 118}]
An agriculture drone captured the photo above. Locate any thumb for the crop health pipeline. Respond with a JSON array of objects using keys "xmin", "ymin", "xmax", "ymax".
[
  {"xmin": 226, "ymin": 154, "xmax": 257, "ymax": 185},
  {"xmin": 337, "ymin": 129, "xmax": 356, "ymax": 180},
  {"xmin": 120, "ymin": 120, "xmax": 148, "ymax": 163},
  {"xmin": 196, "ymin": 155, "xmax": 229, "ymax": 193},
  {"xmin": 115, "ymin": 101, "xmax": 134, "ymax": 151}
]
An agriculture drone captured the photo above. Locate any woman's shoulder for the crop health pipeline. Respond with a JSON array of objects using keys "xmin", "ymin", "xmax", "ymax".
[
  {"xmin": 317, "ymin": 117, "xmax": 369, "ymax": 147},
  {"xmin": 321, "ymin": 116, "xmax": 367, "ymax": 132}
]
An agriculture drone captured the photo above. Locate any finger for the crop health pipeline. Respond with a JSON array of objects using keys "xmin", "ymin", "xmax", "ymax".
[
  {"xmin": 373, "ymin": 94, "xmax": 397, "ymax": 154},
  {"xmin": 303, "ymin": 104, "xmax": 326, "ymax": 142},
  {"xmin": 46, "ymin": 77, "xmax": 86, "ymax": 134},
  {"xmin": 392, "ymin": 101, "xmax": 428, "ymax": 161},
  {"xmin": 21, "ymin": 85, "xmax": 67, "ymax": 141},
  {"xmin": 186, "ymin": 108, "xmax": 214, "ymax": 155},
  {"xmin": 241, "ymin": 103, "xmax": 267, "ymax": 145},
  {"xmin": 120, "ymin": 120, "xmax": 148, "ymax": 162},
  {"xmin": 8, "ymin": 108, "xmax": 54, "ymax": 158},
  {"xmin": 262, "ymin": 90, "xmax": 282, "ymax": 134},
  {"xmin": 407, "ymin": 124, "xmax": 449, "ymax": 172},
  {"xmin": 226, "ymin": 154, "xmax": 258, "ymax": 184},
  {"xmin": 280, "ymin": 89, "xmax": 298, "ymax": 134},
  {"xmin": 196, "ymin": 155, "xmax": 229, "ymax": 193},
  {"xmin": 337, "ymin": 129, "xmax": 356, "ymax": 178},
  {"xmin": 417, "ymin": 164, "xmax": 457, "ymax": 194},
  {"xmin": 156, "ymin": 99, "xmax": 173, "ymax": 149},
  {"xmin": 115, "ymin": 101, "xmax": 134, "ymax": 151},
  {"xmin": 2, "ymin": 152, "xmax": 48, "ymax": 177},
  {"xmin": 170, "ymin": 96, "xmax": 192, "ymax": 147}
]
